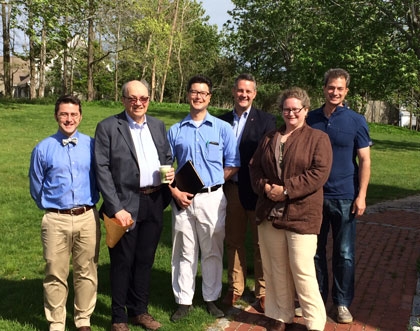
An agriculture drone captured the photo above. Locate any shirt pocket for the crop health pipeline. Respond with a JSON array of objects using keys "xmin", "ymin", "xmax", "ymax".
[{"xmin": 207, "ymin": 141, "xmax": 222, "ymax": 161}]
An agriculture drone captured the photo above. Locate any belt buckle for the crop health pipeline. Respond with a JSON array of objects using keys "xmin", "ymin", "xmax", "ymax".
[{"xmin": 70, "ymin": 207, "xmax": 84, "ymax": 215}]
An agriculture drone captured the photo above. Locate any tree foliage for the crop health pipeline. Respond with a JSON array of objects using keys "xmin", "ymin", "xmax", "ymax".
[
  {"xmin": 225, "ymin": 0, "xmax": 420, "ymax": 111},
  {"xmin": 2, "ymin": 0, "xmax": 420, "ymax": 112}
]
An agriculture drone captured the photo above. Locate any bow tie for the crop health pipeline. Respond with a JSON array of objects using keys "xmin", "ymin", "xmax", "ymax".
[{"xmin": 62, "ymin": 137, "xmax": 78, "ymax": 146}]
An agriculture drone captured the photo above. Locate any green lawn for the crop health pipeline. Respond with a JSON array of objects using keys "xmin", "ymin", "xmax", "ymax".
[{"xmin": 0, "ymin": 101, "xmax": 419, "ymax": 330}]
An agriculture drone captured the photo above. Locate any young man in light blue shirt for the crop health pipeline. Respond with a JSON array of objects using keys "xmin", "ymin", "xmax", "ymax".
[
  {"xmin": 29, "ymin": 95, "xmax": 100, "ymax": 331},
  {"xmin": 168, "ymin": 75, "xmax": 240, "ymax": 322}
]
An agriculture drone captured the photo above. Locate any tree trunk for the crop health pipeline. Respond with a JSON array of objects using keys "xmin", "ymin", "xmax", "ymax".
[
  {"xmin": 114, "ymin": 11, "xmax": 122, "ymax": 101},
  {"xmin": 62, "ymin": 46, "xmax": 68, "ymax": 95},
  {"xmin": 87, "ymin": 1, "xmax": 95, "ymax": 101},
  {"xmin": 151, "ymin": 56, "xmax": 157, "ymax": 101},
  {"xmin": 159, "ymin": 0, "xmax": 179, "ymax": 102},
  {"xmin": 28, "ymin": 8, "xmax": 37, "ymax": 99},
  {"xmin": 38, "ymin": 22, "xmax": 47, "ymax": 98},
  {"xmin": 2, "ymin": 2, "xmax": 12, "ymax": 97},
  {"xmin": 176, "ymin": 1, "xmax": 187, "ymax": 103},
  {"xmin": 142, "ymin": 35, "xmax": 152, "ymax": 80}
]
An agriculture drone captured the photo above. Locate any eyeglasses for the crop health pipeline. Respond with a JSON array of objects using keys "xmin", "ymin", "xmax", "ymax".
[
  {"xmin": 123, "ymin": 96, "xmax": 150, "ymax": 104},
  {"xmin": 282, "ymin": 106, "xmax": 306, "ymax": 114},
  {"xmin": 57, "ymin": 112, "xmax": 80, "ymax": 119},
  {"xmin": 189, "ymin": 90, "xmax": 211, "ymax": 98}
]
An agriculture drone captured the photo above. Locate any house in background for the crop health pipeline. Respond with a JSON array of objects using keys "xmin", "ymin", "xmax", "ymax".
[{"xmin": 0, "ymin": 56, "xmax": 30, "ymax": 98}]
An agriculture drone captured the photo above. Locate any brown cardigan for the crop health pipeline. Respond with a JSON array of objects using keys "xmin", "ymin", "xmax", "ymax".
[{"xmin": 249, "ymin": 124, "xmax": 332, "ymax": 234}]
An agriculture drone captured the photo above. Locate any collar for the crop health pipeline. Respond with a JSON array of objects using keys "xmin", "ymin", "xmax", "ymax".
[
  {"xmin": 180, "ymin": 112, "xmax": 215, "ymax": 127},
  {"xmin": 233, "ymin": 108, "xmax": 250, "ymax": 120},
  {"xmin": 125, "ymin": 112, "xmax": 147, "ymax": 129}
]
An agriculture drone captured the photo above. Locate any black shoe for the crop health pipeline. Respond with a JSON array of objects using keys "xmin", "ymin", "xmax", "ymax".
[
  {"xmin": 252, "ymin": 296, "xmax": 265, "ymax": 313},
  {"xmin": 205, "ymin": 301, "xmax": 224, "ymax": 318},
  {"xmin": 170, "ymin": 304, "xmax": 193, "ymax": 322}
]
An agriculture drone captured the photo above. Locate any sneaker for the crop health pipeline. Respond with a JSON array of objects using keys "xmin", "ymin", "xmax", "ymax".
[
  {"xmin": 170, "ymin": 304, "xmax": 193, "ymax": 322},
  {"xmin": 337, "ymin": 305, "xmax": 353, "ymax": 324},
  {"xmin": 205, "ymin": 301, "xmax": 224, "ymax": 318},
  {"xmin": 130, "ymin": 313, "xmax": 161, "ymax": 330},
  {"xmin": 295, "ymin": 306, "xmax": 303, "ymax": 317}
]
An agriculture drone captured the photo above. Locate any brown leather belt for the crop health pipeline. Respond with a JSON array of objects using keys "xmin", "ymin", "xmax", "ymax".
[
  {"xmin": 198, "ymin": 184, "xmax": 222, "ymax": 193},
  {"xmin": 46, "ymin": 205, "xmax": 93, "ymax": 216},
  {"xmin": 139, "ymin": 185, "xmax": 162, "ymax": 194}
]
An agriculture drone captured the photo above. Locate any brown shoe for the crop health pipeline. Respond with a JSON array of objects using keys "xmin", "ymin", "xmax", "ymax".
[
  {"xmin": 130, "ymin": 313, "xmax": 162, "ymax": 330},
  {"xmin": 111, "ymin": 323, "xmax": 129, "ymax": 331},
  {"xmin": 77, "ymin": 327, "xmax": 91, "ymax": 331},
  {"xmin": 222, "ymin": 290, "xmax": 241, "ymax": 306},
  {"xmin": 252, "ymin": 296, "xmax": 265, "ymax": 313},
  {"xmin": 268, "ymin": 319, "xmax": 285, "ymax": 331}
]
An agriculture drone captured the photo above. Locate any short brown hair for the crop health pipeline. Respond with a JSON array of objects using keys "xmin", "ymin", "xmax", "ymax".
[
  {"xmin": 323, "ymin": 68, "xmax": 350, "ymax": 87},
  {"xmin": 55, "ymin": 95, "xmax": 82, "ymax": 115},
  {"xmin": 277, "ymin": 87, "xmax": 310, "ymax": 111}
]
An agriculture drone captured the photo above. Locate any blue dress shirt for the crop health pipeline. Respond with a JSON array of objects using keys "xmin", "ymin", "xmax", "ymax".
[
  {"xmin": 167, "ymin": 112, "xmax": 240, "ymax": 187},
  {"xmin": 29, "ymin": 130, "xmax": 99, "ymax": 210}
]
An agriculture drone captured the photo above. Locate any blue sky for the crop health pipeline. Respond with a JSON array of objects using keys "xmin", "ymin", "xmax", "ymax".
[{"xmin": 201, "ymin": 0, "xmax": 234, "ymax": 30}]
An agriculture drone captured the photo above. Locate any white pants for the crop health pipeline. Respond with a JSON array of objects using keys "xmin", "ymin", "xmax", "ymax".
[
  {"xmin": 171, "ymin": 187, "xmax": 226, "ymax": 305},
  {"xmin": 259, "ymin": 220, "xmax": 326, "ymax": 331}
]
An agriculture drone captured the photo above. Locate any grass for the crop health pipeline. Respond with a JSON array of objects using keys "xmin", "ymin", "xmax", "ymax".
[{"xmin": 0, "ymin": 101, "xmax": 419, "ymax": 331}]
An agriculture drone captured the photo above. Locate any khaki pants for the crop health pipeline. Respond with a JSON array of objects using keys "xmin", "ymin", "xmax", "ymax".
[
  {"xmin": 41, "ymin": 208, "xmax": 100, "ymax": 331},
  {"xmin": 224, "ymin": 181, "xmax": 265, "ymax": 297},
  {"xmin": 259, "ymin": 220, "xmax": 326, "ymax": 331}
]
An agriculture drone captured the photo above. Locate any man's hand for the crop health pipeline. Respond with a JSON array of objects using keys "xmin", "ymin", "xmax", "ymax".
[
  {"xmin": 114, "ymin": 209, "xmax": 133, "ymax": 226},
  {"xmin": 352, "ymin": 196, "xmax": 366, "ymax": 216},
  {"xmin": 170, "ymin": 186, "xmax": 194, "ymax": 209}
]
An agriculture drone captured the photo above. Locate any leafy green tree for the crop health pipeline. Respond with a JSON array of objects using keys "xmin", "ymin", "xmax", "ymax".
[{"xmin": 226, "ymin": 0, "xmax": 420, "ymax": 112}]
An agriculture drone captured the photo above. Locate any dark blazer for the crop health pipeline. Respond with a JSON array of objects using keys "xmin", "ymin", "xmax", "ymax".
[
  {"xmin": 219, "ymin": 107, "xmax": 276, "ymax": 210},
  {"xmin": 94, "ymin": 111, "xmax": 172, "ymax": 222}
]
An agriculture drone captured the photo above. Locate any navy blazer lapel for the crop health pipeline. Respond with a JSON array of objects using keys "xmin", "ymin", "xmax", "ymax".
[
  {"xmin": 147, "ymin": 117, "xmax": 160, "ymax": 147},
  {"xmin": 241, "ymin": 107, "xmax": 256, "ymax": 144},
  {"xmin": 116, "ymin": 111, "xmax": 138, "ymax": 166}
]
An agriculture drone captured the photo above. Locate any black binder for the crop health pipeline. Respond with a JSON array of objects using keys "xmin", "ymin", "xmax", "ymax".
[{"xmin": 175, "ymin": 160, "xmax": 204, "ymax": 195}]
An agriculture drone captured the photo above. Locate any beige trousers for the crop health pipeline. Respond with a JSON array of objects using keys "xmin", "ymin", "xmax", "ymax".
[
  {"xmin": 258, "ymin": 220, "xmax": 326, "ymax": 331},
  {"xmin": 224, "ymin": 181, "xmax": 265, "ymax": 298},
  {"xmin": 41, "ymin": 208, "xmax": 100, "ymax": 331}
]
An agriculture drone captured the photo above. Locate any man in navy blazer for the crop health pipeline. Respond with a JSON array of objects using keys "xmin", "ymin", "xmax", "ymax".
[
  {"xmin": 95, "ymin": 80, "xmax": 174, "ymax": 331},
  {"xmin": 219, "ymin": 73, "xmax": 276, "ymax": 310}
]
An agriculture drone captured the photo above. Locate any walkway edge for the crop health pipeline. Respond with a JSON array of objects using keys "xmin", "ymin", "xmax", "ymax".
[{"xmin": 410, "ymin": 273, "xmax": 420, "ymax": 330}]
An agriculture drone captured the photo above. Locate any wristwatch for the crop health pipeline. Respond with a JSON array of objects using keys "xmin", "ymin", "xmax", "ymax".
[{"xmin": 283, "ymin": 188, "xmax": 288, "ymax": 196}]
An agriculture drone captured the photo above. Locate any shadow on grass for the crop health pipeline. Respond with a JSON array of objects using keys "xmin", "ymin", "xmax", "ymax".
[
  {"xmin": 0, "ymin": 277, "xmax": 47, "ymax": 330},
  {"xmin": 0, "ymin": 265, "xmax": 181, "ymax": 330},
  {"xmin": 371, "ymin": 138, "xmax": 420, "ymax": 151},
  {"xmin": 367, "ymin": 184, "xmax": 420, "ymax": 205}
]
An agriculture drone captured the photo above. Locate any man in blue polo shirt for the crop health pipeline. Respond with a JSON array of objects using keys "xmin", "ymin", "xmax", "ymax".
[
  {"xmin": 306, "ymin": 68, "xmax": 371, "ymax": 324},
  {"xmin": 168, "ymin": 75, "xmax": 240, "ymax": 322}
]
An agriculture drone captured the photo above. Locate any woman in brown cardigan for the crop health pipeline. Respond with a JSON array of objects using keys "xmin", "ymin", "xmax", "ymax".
[{"xmin": 249, "ymin": 87, "xmax": 332, "ymax": 331}]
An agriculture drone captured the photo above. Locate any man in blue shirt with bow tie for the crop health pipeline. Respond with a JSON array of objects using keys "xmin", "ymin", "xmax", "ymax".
[{"xmin": 29, "ymin": 95, "xmax": 100, "ymax": 331}]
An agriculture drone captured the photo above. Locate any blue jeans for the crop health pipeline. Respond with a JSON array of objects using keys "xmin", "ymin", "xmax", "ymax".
[{"xmin": 314, "ymin": 199, "xmax": 355, "ymax": 307}]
